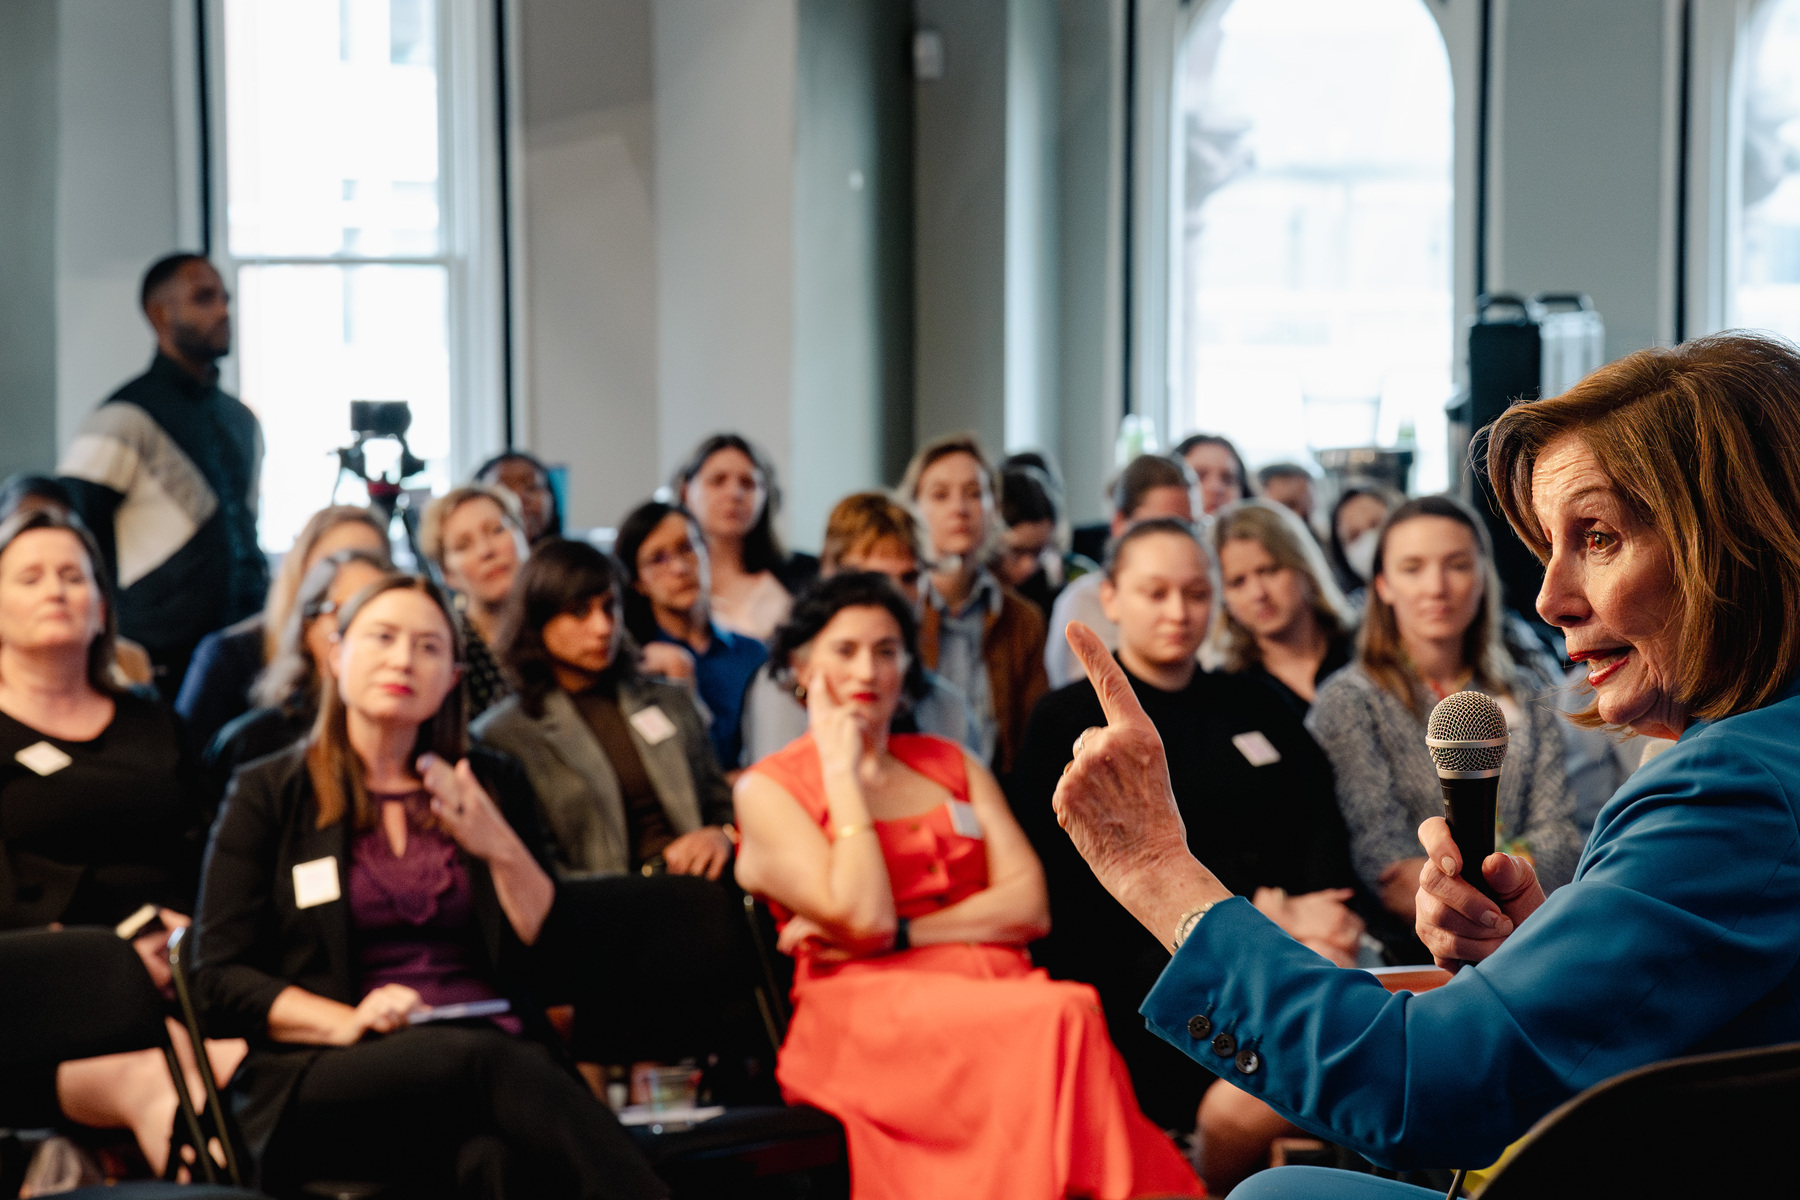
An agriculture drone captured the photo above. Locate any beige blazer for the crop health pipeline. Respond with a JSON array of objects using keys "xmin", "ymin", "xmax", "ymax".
[{"xmin": 473, "ymin": 676, "xmax": 733, "ymax": 878}]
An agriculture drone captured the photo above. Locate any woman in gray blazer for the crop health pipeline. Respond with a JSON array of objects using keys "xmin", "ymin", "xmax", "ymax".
[{"xmin": 474, "ymin": 539, "xmax": 735, "ymax": 880}]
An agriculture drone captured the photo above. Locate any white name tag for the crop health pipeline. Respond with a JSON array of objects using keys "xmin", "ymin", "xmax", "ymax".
[
  {"xmin": 1232, "ymin": 731, "xmax": 1282, "ymax": 767},
  {"xmin": 292, "ymin": 857, "xmax": 341, "ymax": 909},
  {"xmin": 629, "ymin": 705, "xmax": 679, "ymax": 746},
  {"xmin": 947, "ymin": 799, "xmax": 984, "ymax": 839},
  {"xmin": 15, "ymin": 741, "xmax": 72, "ymax": 777}
]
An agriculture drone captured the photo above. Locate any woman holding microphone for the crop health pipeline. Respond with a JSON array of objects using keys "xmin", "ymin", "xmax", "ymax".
[{"xmin": 1048, "ymin": 333, "xmax": 1800, "ymax": 1196}]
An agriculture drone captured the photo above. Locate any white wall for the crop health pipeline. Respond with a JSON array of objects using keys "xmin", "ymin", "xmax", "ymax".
[
  {"xmin": 516, "ymin": 0, "xmax": 660, "ymax": 533},
  {"xmin": 0, "ymin": 0, "xmax": 61, "ymax": 481},
  {"xmin": 54, "ymin": 0, "xmax": 188, "ymax": 450},
  {"xmin": 653, "ymin": 0, "xmax": 799, "ymax": 524}
]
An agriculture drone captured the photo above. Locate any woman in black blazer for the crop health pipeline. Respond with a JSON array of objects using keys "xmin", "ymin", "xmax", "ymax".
[{"xmin": 191, "ymin": 572, "xmax": 664, "ymax": 1200}]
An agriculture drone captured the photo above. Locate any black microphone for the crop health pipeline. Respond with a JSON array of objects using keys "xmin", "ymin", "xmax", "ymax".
[{"xmin": 1425, "ymin": 691, "xmax": 1509, "ymax": 903}]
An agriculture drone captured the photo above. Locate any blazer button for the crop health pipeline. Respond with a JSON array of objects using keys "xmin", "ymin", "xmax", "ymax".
[
  {"xmin": 1187, "ymin": 1014, "xmax": 1213, "ymax": 1040},
  {"xmin": 1235, "ymin": 1048, "xmax": 1262, "ymax": 1076},
  {"xmin": 1210, "ymin": 1032, "xmax": 1237, "ymax": 1058}
]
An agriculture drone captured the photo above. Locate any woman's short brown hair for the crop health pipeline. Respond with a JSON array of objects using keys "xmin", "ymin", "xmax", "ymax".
[
  {"xmin": 0, "ymin": 508, "xmax": 121, "ymax": 696},
  {"xmin": 820, "ymin": 493, "xmax": 929, "ymax": 573},
  {"xmin": 1486, "ymin": 331, "xmax": 1800, "ymax": 723}
]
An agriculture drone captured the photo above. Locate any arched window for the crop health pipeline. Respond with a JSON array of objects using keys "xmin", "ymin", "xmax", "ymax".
[
  {"xmin": 1735, "ymin": 0, "xmax": 1800, "ymax": 340},
  {"xmin": 1173, "ymin": 0, "xmax": 1454, "ymax": 492}
]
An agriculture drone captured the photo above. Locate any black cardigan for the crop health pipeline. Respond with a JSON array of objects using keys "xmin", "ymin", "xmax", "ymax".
[{"xmin": 190, "ymin": 742, "xmax": 564, "ymax": 1173}]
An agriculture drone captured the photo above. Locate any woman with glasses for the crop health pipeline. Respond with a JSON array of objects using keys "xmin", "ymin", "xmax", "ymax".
[{"xmin": 615, "ymin": 501, "xmax": 767, "ymax": 771}]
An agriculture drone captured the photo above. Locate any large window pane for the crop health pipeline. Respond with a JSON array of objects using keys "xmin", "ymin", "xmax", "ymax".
[
  {"xmin": 1176, "ymin": 0, "xmax": 1453, "ymax": 491},
  {"xmin": 224, "ymin": 0, "xmax": 441, "ymax": 258},
  {"xmin": 1737, "ymin": 0, "xmax": 1800, "ymax": 340},
  {"xmin": 236, "ymin": 265, "xmax": 451, "ymax": 549}
]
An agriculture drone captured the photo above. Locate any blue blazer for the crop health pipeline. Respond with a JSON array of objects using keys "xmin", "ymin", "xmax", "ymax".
[{"xmin": 1142, "ymin": 675, "xmax": 1800, "ymax": 1170}]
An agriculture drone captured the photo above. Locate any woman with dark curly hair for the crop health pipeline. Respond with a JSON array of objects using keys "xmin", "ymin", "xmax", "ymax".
[{"xmin": 733, "ymin": 573, "xmax": 1200, "ymax": 1200}]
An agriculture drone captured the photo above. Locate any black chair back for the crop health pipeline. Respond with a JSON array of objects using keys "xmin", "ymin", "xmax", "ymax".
[
  {"xmin": 1479, "ymin": 1039, "xmax": 1800, "ymax": 1197},
  {"xmin": 551, "ymin": 875, "xmax": 767, "ymax": 1068}
]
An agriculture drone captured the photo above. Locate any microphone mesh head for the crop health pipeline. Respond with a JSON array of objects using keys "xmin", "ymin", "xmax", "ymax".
[{"xmin": 1426, "ymin": 690, "xmax": 1509, "ymax": 773}]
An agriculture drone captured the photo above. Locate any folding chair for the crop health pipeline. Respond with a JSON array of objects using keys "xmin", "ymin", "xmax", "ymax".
[{"xmin": 0, "ymin": 926, "xmax": 265, "ymax": 1198}]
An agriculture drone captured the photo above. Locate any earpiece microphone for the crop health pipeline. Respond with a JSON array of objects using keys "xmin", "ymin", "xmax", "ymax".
[{"xmin": 1425, "ymin": 691, "xmax": 1510, "ymax": 903}]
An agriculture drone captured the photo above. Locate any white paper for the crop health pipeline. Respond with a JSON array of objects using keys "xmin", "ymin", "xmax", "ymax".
[
  {"xmin": 1232, "ymin": 731, "xmax": 1282, "ymax": 767},
  {"xmin": 616, "ymin": 1105, "xmax": 725, "ymax": 1128},
  {"xmin": 947, "ymin": 799, "xmax": 985, "ymax": 839},
  {"xmin": 15, "ymin": 741, "xmax": 73, "ymax": 777},
  {"xmin": 629, "ymin": 705, "xmax": 679, "ymax": 746},
  {"xmin": 292, "ymin": 856, "xmax": 341, "ymax": 909}
]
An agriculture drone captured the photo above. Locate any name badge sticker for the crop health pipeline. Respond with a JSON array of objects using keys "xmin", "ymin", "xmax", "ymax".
[
  {"xmin": 292, "ymin": 857, "xmax": 341, "ymax": 909},
  {"xmin": 16, "ymin": 741, "xmax": 73, "ymax": 777},
  {"xmin": 1232, "ymin": 731, "xmax": 1282, "ymax": 768},
  {"xmin": 947, "ymin": 800, "xmax": 985, "ymax": 839},
  {"xmin": 629, "ymin": 706, "xmax": 679, "ymax": 746}
]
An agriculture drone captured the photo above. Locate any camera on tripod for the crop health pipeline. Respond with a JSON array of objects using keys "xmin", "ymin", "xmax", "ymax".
[{"xmin": 334, "ymin": 400, "xmax": 429, "ymax": 565}]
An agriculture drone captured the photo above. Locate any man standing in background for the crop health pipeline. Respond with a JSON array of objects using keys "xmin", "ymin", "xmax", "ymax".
[{"xmin": 59, "ymin": 254, "xmax": 266, "ymax": 700}]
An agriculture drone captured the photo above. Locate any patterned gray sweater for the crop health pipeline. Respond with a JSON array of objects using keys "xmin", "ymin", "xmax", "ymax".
[{"xmin": 1305, "ymin": 663, "xmax": 1582, "ymax": 895}]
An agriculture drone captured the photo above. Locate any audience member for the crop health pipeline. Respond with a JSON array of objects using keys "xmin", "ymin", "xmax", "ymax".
[
  {"xmin": 475, "ymin": 451, "xmax": 563, "ymax": 544},
  {"xmin": 1173, "ymin": 432, "xmax": 1251, "ymax": 517},
  {"xmin": 476, "ymin": 539, "xmax": 734, "ymax": 879},
  {"xmin": 740, "ymin": 493, "xmax": 980, "ymax": 762},
  {"xmin": 992, "ymin": 464, "xmax": 1063, "ymax": 616},
  {"xmin": 1325, "ymin": 480, "xmax": 1401, "ymax": 608},
  {"xmin": 1212, "ymin": 498, "xmax": 1355, "ymax": 717},
  {"xmin": 0, "ymin": 473, "xmax": 155, "ymax": 688},
  {"xmin": 674, "ymin": 434, "xmax": 817, "ymax": 640},
  {"xmin": 1307, "ymin": 495, "xmax": 1582, "ymax": 926},
  {"xmin": 1044, "ymin": 454, "xmax": 1198, "ymax": 688},
  {"xmin": 1255, "ymin": 462, "xmax": 1317, "ymax": 527},
  {"xmin": 615, "ymin": 501, "xmax": 766, "ymax": 770},
  {"xmin": 58, "ymin": 254, "xmax": 268, "ymax": 699},
  {"xmin": 178, "ymin": 504, "xmax": 390, "ymax": 753},
  {"xmin": 191, "ymin": 572, "xmax": 665, "ymax": 1198},
  {"xmin": 900, "ymin": 434, "xmax": 1048, "ymax": 776},
  {"xmin": 733, "ymin": 575, "xmax": 1201, "ymax": 1200},
  {"xmin": 420, "ymin": 484, "xmax": 528, "ymax": 719},
  {"xmin": 1010, "ymin": 517, "xmax": 1364, "ymax": 1190},
  {"xmin": 0, "ymin": 508, "xmax": 241, "ymax": 1173},
  {"xmin": 203, "ymin": 549, "xmax": 390, "ymax": 801}
]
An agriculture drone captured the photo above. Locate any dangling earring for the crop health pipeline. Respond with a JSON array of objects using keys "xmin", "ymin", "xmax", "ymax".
[{"xmin": 793, "ymin": 681, "xmax": 808, "ymax": 702}]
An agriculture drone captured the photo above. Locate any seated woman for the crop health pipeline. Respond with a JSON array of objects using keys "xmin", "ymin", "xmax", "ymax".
[
  {"xmin": 733, "ymin": 574, "xmax": 1201, "ymax": 1200},
  {"xmin": 475, "ymin": 538, "xmax": 735, "ymax": 880},
  {"xmin": 741, "ymin": 492, "xmax": 979, "ymax": 763},
  {"xmin": 1307, "ymin": 495, "xmax": 1581, "ymax": 926},
  {"xmin": 191, "ymin": 572, "xmax": 665, "ymax": 1199},
  {"xmin": 1173, "ymin": 433, "xmax": 1251, "ymax": 520},
  {"xmin": 1045, "ymin": 454, "xmax": 1199, "ymax": 688},
  {"xmin": 900, "ymin": 434, "xmax": 1049, "ymax": 776},
  {"xmin": 992, "ymin": 464, "xmax": 1064, "ymax": 617},
  {"xmin": 178, "ymin": 504, "xmax": 390, "ymax": 751},
  {"xmin": 421, "ymin": 485, "xmax": 530, "ymax": 719},
  {"xmin": 204, "ymin": 549, "xmax": 390, "ymax": 799},
  {"xmin": 1323, "ymin": 481, "xmax": 1401, "ymax": 614},
  {"xmin": 1212, "ymin": 499, "xmax": 1355, "ymax": 717},
  {"xmin": 674, "ymin": 434, "xmax": 816, "ymax": 640},
  {"xmin": 0, "ymin": 508, "xmax": 241, "ymax": 1175},
  {"xmin": 615, "ymin": 501, "xmax": 767, "ymax": 770},
  {"xmin": 1010, "ymin": 518, "xmax": 1364, "ymax": 1193},
  {"xmin": 476, "ymin": 451, "xmax": 563, "ymax": 545}
]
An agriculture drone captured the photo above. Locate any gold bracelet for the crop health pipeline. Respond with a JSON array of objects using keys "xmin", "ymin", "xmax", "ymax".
[{"xmin": 835, "ymin": 823, "xmax": 876, "ymax": 841}]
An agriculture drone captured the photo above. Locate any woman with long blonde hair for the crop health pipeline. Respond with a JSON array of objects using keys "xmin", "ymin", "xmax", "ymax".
[
  {"xmin": 1212, "ymin": 498, "xmax": 1353, "ymax": 715},
  {"xmin": 1306, "ymin": 496, "xmax": 1580, "ymax": 923}
]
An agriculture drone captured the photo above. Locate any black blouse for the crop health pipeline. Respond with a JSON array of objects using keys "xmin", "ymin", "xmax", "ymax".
[
  {"xmin": 1007, "ymin": 661, "xmax": 1360, "ymax": 1128},
  {"xmin": 0, "ymin": 692, "xmax": 207, "ymax": 929}
]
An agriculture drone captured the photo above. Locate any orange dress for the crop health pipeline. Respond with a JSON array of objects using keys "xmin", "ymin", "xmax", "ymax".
[{"xmin": 749, "ymin": 733, "xmax": 1204, "ymax": 1200}]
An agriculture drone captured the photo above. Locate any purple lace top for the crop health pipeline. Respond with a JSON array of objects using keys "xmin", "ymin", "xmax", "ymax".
[{"xmin": 349, "ymin": 788, "xmax": 521, "ymax": 1034}]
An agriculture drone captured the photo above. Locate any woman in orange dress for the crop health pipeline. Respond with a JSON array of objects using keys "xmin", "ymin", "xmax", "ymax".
[{"xmin": 733, "ymin": 573, "xmax": 1203, "ymax": 1200}]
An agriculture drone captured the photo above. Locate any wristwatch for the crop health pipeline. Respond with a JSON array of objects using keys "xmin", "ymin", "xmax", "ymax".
[{"xmin": 1170, "ymin": 901, "xmax": 1217, "ymax": 952}]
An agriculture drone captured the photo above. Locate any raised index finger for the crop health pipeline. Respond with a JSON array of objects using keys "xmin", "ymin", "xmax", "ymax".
[{"xmin": 1067, "ymin": 622, "xmax": 1151, "ymax": 729}]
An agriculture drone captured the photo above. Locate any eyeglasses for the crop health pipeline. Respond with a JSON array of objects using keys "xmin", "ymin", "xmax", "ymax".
[
  {"xmin": 640, "ymin": 541, "xmax": 699, "ymax": 575},
  {"xmin": 302, "ymin": 598, "xmax": 343, "ymax": 622}
]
